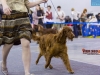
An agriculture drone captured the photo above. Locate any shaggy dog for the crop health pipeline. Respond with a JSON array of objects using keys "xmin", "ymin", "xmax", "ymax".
[{"xmin": 32, "ymin": 26, "xmax": 75, "ymax": 74}]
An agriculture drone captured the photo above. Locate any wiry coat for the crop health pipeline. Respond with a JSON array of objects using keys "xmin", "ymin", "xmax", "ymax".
[{"xmin": 32, "ymin": 26, "xmax": 75, "ymax": 74}]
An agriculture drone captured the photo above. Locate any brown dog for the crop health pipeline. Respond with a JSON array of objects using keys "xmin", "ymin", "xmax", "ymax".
[{"xmin": 32, "ymin": 26, "xmax": 75, "ymax": 74}]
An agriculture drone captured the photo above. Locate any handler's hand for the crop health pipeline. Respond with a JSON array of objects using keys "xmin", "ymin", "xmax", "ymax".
[{"xmin": 3, "ymin": 4, "xmax": 11, "ymax": 15}]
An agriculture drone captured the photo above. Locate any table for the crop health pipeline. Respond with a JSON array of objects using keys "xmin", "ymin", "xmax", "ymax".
[{"xmin": 82, "ymin": 23, "xmax": 100, "ymax": 38}]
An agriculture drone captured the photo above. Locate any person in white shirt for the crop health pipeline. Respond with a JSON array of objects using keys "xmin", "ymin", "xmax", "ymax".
[
  {"xmin": 55, "ymin": 6, "xmax": 66, "ymax": 29},
  {"xmin": 71, "ymin": 8, "xmax": 79, "ymax": 21},
  {"xmin": 71, "ymin": 8, "xmax": 79, "ymax": 38}
]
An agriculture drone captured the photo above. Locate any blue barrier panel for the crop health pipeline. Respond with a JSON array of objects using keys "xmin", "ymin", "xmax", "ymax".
[
  {"xmin": 44, "ymin": 22, "xmax": 100, "ymax": 25},
  {"xmin": 44, "ymin": 22, "xmax": 100, "ymax": 38}
]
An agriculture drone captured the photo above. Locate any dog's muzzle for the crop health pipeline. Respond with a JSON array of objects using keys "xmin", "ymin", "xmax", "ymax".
[{"xmin": 70, "ymin": 33, "xmax": 75, "ymax": 41}]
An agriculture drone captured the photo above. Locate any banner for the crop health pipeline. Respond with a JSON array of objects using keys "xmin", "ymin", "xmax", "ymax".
[{"xmin": 91, "ymin": 0, "xmax": 100, "ymax": 6}]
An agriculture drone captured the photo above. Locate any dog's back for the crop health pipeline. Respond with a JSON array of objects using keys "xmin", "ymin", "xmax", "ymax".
[
  {"xmin": 38, "ymin": 25, "xmax": 58, "ymax": 35},
  {"xmin": 42, "ymin": 28, "xmax": 57, "ymax": 34}
]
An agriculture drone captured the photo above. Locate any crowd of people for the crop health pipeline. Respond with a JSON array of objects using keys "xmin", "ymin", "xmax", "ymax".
[
  {"xmin": 1, "ymin": 1, "xmax": 100, "ymax": 38},
  {"xmin": 30, "ymin": 5, "xmax": 66, "ymax": 29},
  {"xmin": 71, "ymin": 8, "xmax": 100, "ymax": 38},
  {"xmin": 29, "ymin": 5, "xmax": 100, "ymax": 38}
]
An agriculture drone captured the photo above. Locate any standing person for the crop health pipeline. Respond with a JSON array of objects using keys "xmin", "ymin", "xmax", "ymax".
[
  {"xmin": 32, "ymin": 4, "xmax": 45, "ymax": 32},
  {"xmin": 0, "ymin": 2, "xmax": 3, "ymax": 23},
  {"xmin": 29, "ymin": 10, "xmax": 34, "ymax": 28},
  {"xmin": 32, "ymin": 5, "xmax": 40, "ymax": 32},
  {"xmin": 45, "ymin": 5, "xmax": 53, "ymax": 29},
  {"xmin": 71, "ymin": 8, "xmax": 80, "ymax": 38},
  {"xmin": 96, "ymin": 13, "xmax": 100, "ymax": 22},
  {"xmin": 80, "ymin": 8, "xmax": 87, "ymax": 22},
  {"xmin": 55, "ymin": 6, "xmax": 65, "ymax": 29},
  {"xmin": 0, "ymin": 0, "xmax": 48, "ymax": 75},
  {"xmin": 36, "ymin": 5, "xmax": 45, "ymax": 27}
]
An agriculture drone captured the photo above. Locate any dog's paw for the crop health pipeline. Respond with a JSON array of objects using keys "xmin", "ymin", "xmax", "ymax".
[
  {"xmin": 35, "ymin": 61, "xmax": 38, "ymax": 65},
  {"xmin": 69, "ymin": 71, "xmax": 74, "ymax": 74},
  {"xmin": 45, "ymin": 66, "xmax": 47, "ymax": 69},
  {"xmin": 45, "ymin": 65, "xmax": 48, "ymax": 69},
  {"xmin": 49, "ymin": 65, "xmax": 53, "ymax": 69}
]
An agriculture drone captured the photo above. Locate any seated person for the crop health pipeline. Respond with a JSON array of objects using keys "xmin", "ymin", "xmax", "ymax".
[
  {"xmin": 65, "ymin": 16, "xmax": 72, "ymax": 26},
  {"xmin": 87, "ymin": 15, "xmax": 97, "ymax": 22},
  {"xmin": 86, "ymin": 15, "xmax": 97, "ymax": 28},
  {"xmin": 96, "ymin": 13, "xmax": 100, "ymax": 22},
  {"xmin": 65, "ymin": 16, "xmax": 73, "ymax": 31},
  {"xmin": 65, "ymin": 16, "xmax": 72, "ymax": 23}
]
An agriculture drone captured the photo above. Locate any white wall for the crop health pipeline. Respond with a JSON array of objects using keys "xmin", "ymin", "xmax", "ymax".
[{"xmin": 29, "ymin": 0, "xmax": 100, "ymax": 16}]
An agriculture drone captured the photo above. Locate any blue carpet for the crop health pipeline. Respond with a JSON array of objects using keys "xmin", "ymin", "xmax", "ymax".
[{"xmin": 0, "ymin": 47, "xmax": 100, "ymax": 75}]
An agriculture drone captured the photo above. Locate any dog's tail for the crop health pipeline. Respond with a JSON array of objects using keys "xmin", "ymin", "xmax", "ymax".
[{"xmin": 32, "ymin": 34, "xmax": 40, "ymax": 41}]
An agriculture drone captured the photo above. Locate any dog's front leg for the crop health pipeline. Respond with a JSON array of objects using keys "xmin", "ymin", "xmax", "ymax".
[
  {"xmin": 60, "ymin": 53, "xmax": 74, "ymax": 74},
  {"xmin": 44, "ymin": 54, "xmax": 53, "ymax": 69},
  {"xmin": 44, "ymin": 53, "xmax": 52, "ymax": 69},
  {"xmin": 36, "ymin": 53, "xmax": 42, "ymax": 65}
]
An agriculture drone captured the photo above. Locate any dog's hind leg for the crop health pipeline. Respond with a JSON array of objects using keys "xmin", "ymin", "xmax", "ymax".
[
  {"xmin": 60, "ymin": 53, "xmax": 74, "ymax": 74},
  {"xmin": 44, "ymin": 56, "xmax": 53, "ymax": 69},
  {"xmin": 44, "ymin": 53, "xmax": 53, "ymax": 69},
  {"xmin": 49, "ymin": 64, "xmax": 53, "ymax": 69},
  {"xmin": 36, "ymin": 53, "xmax": 42, "ymax": 65}
]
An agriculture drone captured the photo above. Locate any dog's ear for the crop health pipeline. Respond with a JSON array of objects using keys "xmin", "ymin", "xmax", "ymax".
[
  {"xmin": 56, "ymin": 28, "xmax": 66, "ymax": 42},
  {"xmin": 62, "ymin": 27, "xmax": 68, "ymax": 36},
  {"xmin": 38, "ymin": 25, "xmax": 42, "ymax": 31},
  {"xmin": 63, "ymin": 28, "xmax": 67, "ymax": 35},
  {"xmin": 39, "ymin": 25, "xmax": 43, "ymax": 28},
  {"xmin": 32, "ymin": 34, "xmax": 40, "ymax": 41},
  {"xmin": 56, "ymin": 32, "xmax": 63, "ymax": 41}
]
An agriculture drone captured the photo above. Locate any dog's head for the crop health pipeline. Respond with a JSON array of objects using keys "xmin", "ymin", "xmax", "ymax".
[
  {"xmin": 38, "ymin": 25, "xmax": 44, "ymax": 32},
  {"xmin": 62, "ymin": 26, "xmax": 75, "ymax": 41}
]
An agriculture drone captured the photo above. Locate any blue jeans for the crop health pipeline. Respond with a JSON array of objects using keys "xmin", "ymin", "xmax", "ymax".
[{"xmin": 73, "ymin": 19, "xmax": 79, "ymax": 38}]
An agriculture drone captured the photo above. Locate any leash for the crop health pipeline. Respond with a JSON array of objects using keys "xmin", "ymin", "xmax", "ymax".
[
  {"xmin": 44, "ymin": 0, "xmax": 59, "ymax": 17},
  {"xmin": 49, "ymin": 0, "xmax": 59, "ymax": 17}
]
